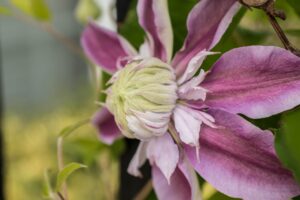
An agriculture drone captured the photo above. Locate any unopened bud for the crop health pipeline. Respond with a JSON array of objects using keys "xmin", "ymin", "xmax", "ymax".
[
  {"xmin": 75, "ymin": 0, "xmax": 101, "ymax": 24},
  {"xmin": 240, "ymin": 0, "xmax": 271, "ymax": 7}
]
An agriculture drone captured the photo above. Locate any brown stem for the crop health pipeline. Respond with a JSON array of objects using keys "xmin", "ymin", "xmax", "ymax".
[
  {"xmin": 168, "ymin": 122, "xmax": 182, "ymax": 149},
  {"xmin": 263, "ymin": 2, "xmax": 300, "ymax": 56},
  {"xmin": 133, "ymin": 180, "xmax": 153, "ymax": 200},
  {"xmin": 57, "ymin": 192, "xmax": 65, "ymax": 200},
  {"xmin": 239, "ymin": 0, "xmax": 300, "ymax": 57}
]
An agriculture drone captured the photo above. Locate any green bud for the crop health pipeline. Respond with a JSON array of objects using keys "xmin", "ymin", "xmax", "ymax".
[{"xmin": 75, "ymin": 0, "xmax": 101, "ymax": 24}]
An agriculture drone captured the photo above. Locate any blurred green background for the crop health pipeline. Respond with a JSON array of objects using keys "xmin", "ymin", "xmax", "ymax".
[{"xmin": 0, "ymin": 0, "xmax": 300, "ymax": 199}]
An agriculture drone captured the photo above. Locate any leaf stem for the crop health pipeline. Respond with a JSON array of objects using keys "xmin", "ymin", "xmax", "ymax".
[{"xmin": 57, "ymin": 137, "xmax": 68, "ymax": 200}]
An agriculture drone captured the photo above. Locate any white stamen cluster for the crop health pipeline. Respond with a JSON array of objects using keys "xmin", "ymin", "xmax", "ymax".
[{"xmin": 106, "ymin": 58, "xmax": 178, "ymax": 140}]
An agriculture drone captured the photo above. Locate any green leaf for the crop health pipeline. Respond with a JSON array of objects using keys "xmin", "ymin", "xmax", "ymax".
[
  {"xmin": 42, "ymin": 169, "xmax": 53, "ymax": 198},
  {"xmin": 275, "ymin": 108, "xmax": 300, "ymax": 184},
  {"xmin": 236, "ymin": 27, "xmax": 270, "ymax": 45},
  {"xmin": 0, "ymin": 6, "xmax": 11, "ymax": 15},
  {"xmin": 55, "ymin": 162, "xmax": 87, "ymax": 192},
  {"xmin": 10, "ymin": 0, "xmax": 51, "ymax": 21},
  {"xmin": 58, "ymin": 118, "xmax": 90, "ymax": 138},
  {"xmin": 286, "ymin": 0, "xmax": 300, "ymax": 17},
  {"xmin": 208, "ymin": 192, "xmax": 238, "ymax": 200}
]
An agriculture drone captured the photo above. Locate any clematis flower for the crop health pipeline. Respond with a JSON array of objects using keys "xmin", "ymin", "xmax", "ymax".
[{"xmin": 81, "ymin": 0, "xmax": 300, "ymax": 199}]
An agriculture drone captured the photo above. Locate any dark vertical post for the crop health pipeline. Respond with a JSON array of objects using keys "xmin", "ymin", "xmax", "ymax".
[
  {"xmin": 116, "ymin": 0, "xmax": 132, "ymax": 26},
  {"xmin": 119, "ymin": 140, "xmax": 151, "ymax": 200}
]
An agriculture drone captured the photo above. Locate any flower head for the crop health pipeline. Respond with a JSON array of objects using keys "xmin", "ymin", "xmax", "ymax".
[
  {"xmin": 82, "ymin": 0, "xmax": 300, "ymax": 199},
  {"xmin": 106, "ymin": 58, "xmax": 177, "ymax": 139}
]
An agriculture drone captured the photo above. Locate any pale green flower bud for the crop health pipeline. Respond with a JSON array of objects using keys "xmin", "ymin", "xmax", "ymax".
[
  {"xmin": 75, "ymin": 0, "xmax": 101, "ymax": 24},
  {"xmin": 240, "ymin": 0, "xmax": 270, "ymax": 7},
  {"xmin": 106, "ymin": 58, "xmax": 178, "ymax": 140}
]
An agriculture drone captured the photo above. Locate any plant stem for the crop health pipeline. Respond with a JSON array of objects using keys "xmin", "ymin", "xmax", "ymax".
[
  {"xmin": 57, "ymin": 137, "xmax": 68, "ymax": 200},
  {"xmin": 239, "ymin": 0, "xmax": 300, "ymax": 57},
  {"xmin": 57, "ymin": 192, "xmax": 66, "ymax": 200},
  {"xmin": 133, "ymin": 180, "xmax": 153, "ymax": 200},
  {"xmin": 263, "ymin": 3, "xmax": 300, "ymax": 56},
  {"xmin": 168, "ymin": 122, "xmax": 182, "ymax": 149}
]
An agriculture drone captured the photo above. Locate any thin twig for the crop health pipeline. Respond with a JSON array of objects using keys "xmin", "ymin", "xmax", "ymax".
[
  {"xmin": 239, "ymin": 0, "xmax": 300, "ymax": 57},
  {"xmin": 11, "ymin": 12, "xmax": 86, "ymax": 60},
  {"xmin": 133, "ymin": 180, "xmax": 153, "ymax": 200},
  {"xmin": 57, "ymin": 192, "xmax": 66, "ymax": 200},
  {"xmin": 40, "ymin": 23, "xmax": 86, "ymax": 59},
  {"xmin": 263, "ymin": 2, "xmax": 300, "ymax": 56},
  {"xmin": 11, "ymin": 11, "xmax": 100, "ymax": 96}
]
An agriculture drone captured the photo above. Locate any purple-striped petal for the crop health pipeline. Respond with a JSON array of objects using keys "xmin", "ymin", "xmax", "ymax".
[
  {"xmin": 137, "ymin": 0, "xmax": 173, "ymax": 62},
  {"xmin": 127, "ymin": 141, "xmax": 148, "ymax": 177},
  {"xmin": 152, "ymin": 160, "xmax": 201, "ymax": 200},
  {"xmin": 81, "ymin": 23, "xmax": 137, "ymax": 74},
  {"xmin": 92, "ymin": 108, "xmax": 122, "ymax": 145},
  {"xmin": 172, "ymin": 0, "xmax": 240, "ymax": 75},
  {"xmin": 147, "ymin": 134, "xmax": 179, "ymax": 183},
  {"xmin": 185, "ymin": 109, "xmax": 300, "ymax": 200},
  {"xmin": 202, "ymin": 46, "xmax": 300, "ymax": 119}
]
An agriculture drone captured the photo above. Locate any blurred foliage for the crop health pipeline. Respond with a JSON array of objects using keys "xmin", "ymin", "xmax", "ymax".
[
  {"xmin": 5, "ymin": 108, "xmax": 122, "ymax": 200},
  {"xmin": 55, "ymin": 162, "xmax": 87, "ymax": 192},
  {"xmin": 0, "ymin": 6, "xmax": 11, "ymax": 15},
  {"xmin": 276, "ymin": 109, "xmax": 300, "ymax": 184},
  {"xmin": 10, "ymin": 0, "xmax": 51, "ymax": 21},
  {"xmin": 287, "ymin": 0, "xmax": 300, "ymax": 17},
  {"xmin": 75, "ymin": 0, "xmax": 101, "ymax": 25},
  {"xmin": 168, "ymin": 0, "xmax": 197, "ymax": 53}
]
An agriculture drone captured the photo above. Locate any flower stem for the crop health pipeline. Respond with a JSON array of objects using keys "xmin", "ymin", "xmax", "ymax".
[
  {"xmin": 240, "ymin": 0, "xmax": 300, "ymax": 57},
  {"xmin": 168, "ymin": 122, "xmax": 182, "ymax": 149},
  {"xmin": 57, "ymin": 192, "xmax": 65, "ymax": 200},
  {"xmin": 133, "ymin": 180, "xmax": 153, "ymax": 200},
  {"xmin": 57, "ymin": 137, "xmax": 68, "ymax": 200},
  {"xmin": 263, "ymin": 1, "xmax": 300, "ymax": 56}
]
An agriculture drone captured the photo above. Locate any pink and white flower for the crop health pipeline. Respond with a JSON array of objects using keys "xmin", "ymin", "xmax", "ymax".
[{"xmin": 82, "ymin": 0, "xmax": 300, "ymax": 199}]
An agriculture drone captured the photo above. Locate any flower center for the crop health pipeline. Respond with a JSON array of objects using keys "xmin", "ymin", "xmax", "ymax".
[{"xmin": 106, "ymin": 58, "xmax": 178, "ymax": 140}]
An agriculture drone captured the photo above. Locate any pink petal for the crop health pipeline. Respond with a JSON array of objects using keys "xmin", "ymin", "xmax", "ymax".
[
  {"xmin": 172, "ymin": 0, "xmax": 240, "ymax": 76},
  {"xmin": 81, "ymin": 23, "xmax": 137, "ymax": 74},
  {"xmin": 202, "ymin": 46, "xmax": 300, "ymax": 119},
  {"xmin": 137, "ymin": 0, "xmax": 173, "ymax": 62},
  {"xmin": 152, "ymin": 160, "xmax": 201, "ymax": 200},
  {"xmin": 185, "ymin": 109, "xmax": 300, "ymax": 200},
  {"xmin": 92, "ymin": 108, "xmax": 122, "ymax": 145},
  {"xmin": 173, "ymin": 105, "xmax": 201, "ymax": 147},
  {"xmin": 127, "ymin": 142, "xmax": 148, "ymax": 177},
  {"xmin": 177, "ymin": 51, "xmax": 216, "ymax": 85},
  {"xmin": 147, "ymin": 134, "xmax": 179, "ymax": 183}
]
